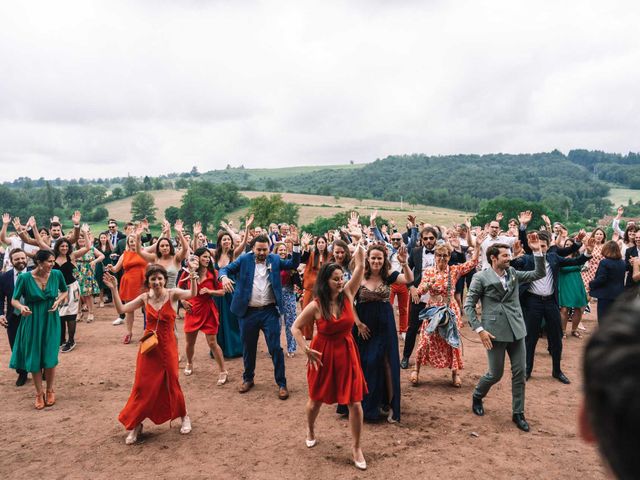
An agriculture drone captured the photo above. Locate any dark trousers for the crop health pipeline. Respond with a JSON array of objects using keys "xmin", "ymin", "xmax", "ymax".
[
  {"xmin": 402, "ymin": 301, "xmax": 426, "ymax": 360},
  {"xmin": 522, "ymin": 293, "xmax": 563, "ymax": 375},
  {"xmin": 6, "ymin": 315, "xmax": 27, "ymax": 375},
  {"xmin": 239, "ymin": 306, "xmax": 286, "ymax": 387},
  {"xmin": 596, "ymin": 298, "xmax": 615, "ymax": 324}
]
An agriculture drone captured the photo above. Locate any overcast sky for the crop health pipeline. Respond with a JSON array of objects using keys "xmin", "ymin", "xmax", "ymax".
[{"xmin": 1, "ymin": 1, "xmax": 639, "ymax": 181}]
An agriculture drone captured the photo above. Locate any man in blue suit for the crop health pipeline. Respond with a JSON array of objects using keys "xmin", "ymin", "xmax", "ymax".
[
  {"xmin": 0, "ymin": 248, "xmax": 29, "ymax": 386},
  {"xmin": 219, "ymin": 232, "xmax": 301, "ymax": 399}
]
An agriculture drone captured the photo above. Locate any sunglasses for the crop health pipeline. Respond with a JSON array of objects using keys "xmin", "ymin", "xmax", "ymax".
[
  {"xmin": 422, "ymin": 237, "xmax": 435, "ymax": 241},
  {"xmin": 391, "ymin": 238, "xmax": 402, "ymax": 241}
]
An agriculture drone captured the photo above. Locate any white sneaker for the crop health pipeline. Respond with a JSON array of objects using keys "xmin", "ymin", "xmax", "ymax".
[
  {"xmin": 180, "ymin": 415, "xmax": 192, "ymax": 434},
  {"xmin": 400, "ymin": 332, "xmax": 406, "ymax": 341},
  {"xmin": 112, "ymin": 317, "xmax": 124, "ymax": 326}
]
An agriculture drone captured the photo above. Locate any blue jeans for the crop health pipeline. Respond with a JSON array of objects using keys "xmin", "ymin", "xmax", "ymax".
[{"xmin": 239, "ymin": 306, "xmax": 286, "ymax": 387}]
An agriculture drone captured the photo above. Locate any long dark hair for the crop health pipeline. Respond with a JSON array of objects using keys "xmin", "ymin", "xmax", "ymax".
[
  {"xmin": 313, "ymin": 263, "xmax": 345, "ymax": 320},
  {"xmin": 155, "ymin": 237, "xmax": 175, "ymax": 259},
  {"xmin": 214, "ymin": 231, "xmax": 235, "ymax": 264},
  {"xmin": 364, "ymin": 244, "xmax": 391, "ymax": 282},
  {"xmin": 53, "ymin": 238, "xmax": 73, "ymax": 263},
  {"xmin": 312, "ymin": 236, "xmax": 328, "ymax": 269},
  {"xmin": 194, "ymin": 246, "xmax": 216, "ymax": 275},
  {"xmin": 34, "ymin": 249, "xmax": 55, "ymax": 265}
]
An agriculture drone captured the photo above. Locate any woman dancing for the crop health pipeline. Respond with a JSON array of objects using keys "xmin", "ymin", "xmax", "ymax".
[
  {"xmin": 292, "ymin": 241, "xmax": 367, "ymax": 470},
  {"xmin": 103, "ymin": 263, "xmax": 198, "ymax": 444}
]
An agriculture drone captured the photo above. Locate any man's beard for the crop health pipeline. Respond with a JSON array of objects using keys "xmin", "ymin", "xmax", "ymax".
[{"xmin": 13, "ymin": 262, "xmax": 27, "ymax": 271}]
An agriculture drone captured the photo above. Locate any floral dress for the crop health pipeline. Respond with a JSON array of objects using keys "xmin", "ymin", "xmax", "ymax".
[
  {"xmin": 415, "ymin": 259, "xmax": 478, "ymax": 370},
  {"xmin": 581, "ymin": 244, "xmax": 603, "ymax": 294},
  {"xmin": 76, "ymin": 249, "xmax": 100, "ymax": 296}
]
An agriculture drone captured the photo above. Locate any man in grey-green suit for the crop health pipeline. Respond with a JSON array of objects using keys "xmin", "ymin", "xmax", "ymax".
[{"xmin": 464, "ymin": 235, "xmax": 545, "ymax": 432}]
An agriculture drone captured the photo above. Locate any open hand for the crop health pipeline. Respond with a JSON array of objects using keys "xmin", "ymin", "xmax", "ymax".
[
  {"xmin": 305, "ymin": 348, "xmax": 323, "ymax": 370},
  {"xmin": 479, "ymin": 330, "xmax": 495, "ymax": 350}
]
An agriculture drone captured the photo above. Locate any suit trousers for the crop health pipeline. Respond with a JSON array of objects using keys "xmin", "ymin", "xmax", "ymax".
[
  {"xmin": 390, "ymin": 283, "xmax": 409, "ymax": 333},
  {"xmin": 6, "ymin": 315, "xmax": 27, "ymax": 375},
  {"xmin": 239, "ymin": 306, "xmax": 286, "ymax": 388},
  {"xmin": 473, "ymin": 338, "xmax": 526, "ymax": 414},
  {"xmin": 402, "ymin": 300, "xmax": 426, "ymax": 360},
  {"xmin": 522, "ymin": 293, "xmax": 563, "ymax": 375}
]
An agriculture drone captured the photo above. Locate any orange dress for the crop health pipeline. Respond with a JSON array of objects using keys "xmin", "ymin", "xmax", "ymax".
[
  {"xmin": 302, "ymin": 251, "xmax": 327, "ymax": 338},
  {"xmin": 119, "ymin": 299, "xmax": 186, "ymax": 430},
  {"xmin": 119, "ymin": 251, "xmax": 148, "ymax": 302},
  {"xmin": 307, "ymin": 299, "xmax": 367, "ymax": 404},
  {"xmin": 415, "ymin": 260, "xmax": 477, "ymax": 370},
  {"xmin": 183, "ymin": 270, "xmax": 220, "ymax": 335}
]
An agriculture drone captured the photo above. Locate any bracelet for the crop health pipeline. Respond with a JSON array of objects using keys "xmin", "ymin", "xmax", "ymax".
[
  {"xmin": 304, "ymin": 345, "xmax": 310, "ymax": 354},
  {"xmin": 400, "ymin": 262, "xmax": 408, "ymax": 267}
]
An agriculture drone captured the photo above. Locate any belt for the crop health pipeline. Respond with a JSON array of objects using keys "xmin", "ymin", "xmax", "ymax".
[
  {"xmin": 527, "ymin": 292, "xmax": 554, "ymax": 301},
  {"xmin": 247, "ymin": 303, "xmax": 276, "ymax": 311}
]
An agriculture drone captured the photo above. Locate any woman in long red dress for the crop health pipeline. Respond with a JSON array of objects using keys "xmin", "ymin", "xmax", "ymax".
[
  {"xmin": 181, "ymin": 247, "xmax": 228, "ymax": 385},
  {"xmin": 300, "ymin": 235, "xmax": 329, "ymax": 339},
  {"xmin": 412, "ymin": 233, "xmax": 485, "ymax": 387},
  {"xmin": 292, "ymin": 241, "xmax": 368, "ymax": 470},
  {"xmin": 108, "ymin": 234, "xmax": 148, "ymax": 344},
  {"xmin": 103, "ymin": 262, "xmax": 198, "ymax": 445}
]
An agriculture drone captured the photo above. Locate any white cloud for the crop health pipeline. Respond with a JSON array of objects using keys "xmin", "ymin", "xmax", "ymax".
[{"xmin": 1, "ymin": 0, "xmax": 639, "ymax": 180}]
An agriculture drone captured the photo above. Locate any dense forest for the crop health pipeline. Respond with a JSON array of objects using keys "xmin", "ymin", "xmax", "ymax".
[
  {"xmin": 567, "ymin": 149, "xmax": 640, "ymax": 188},
  {"xmin": 281, "ymin": 151, "xmax": 614, "ymax": 221}
]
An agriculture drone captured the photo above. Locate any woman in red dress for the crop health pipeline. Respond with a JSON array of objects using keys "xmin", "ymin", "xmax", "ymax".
[
  {"xmin": 181, "ymin": 247, "xmax": 228, "ymax": 385},
  {"xmin": 300, "ymin": 235, "xmax": 329, "ymax": 339},
  {"xmin": 103, "ymin": 262, "xmax": 198, "ymax": 445},
  {"xmin": 292, "ymin": 241, "xmax": 368, "ymax": 470},
  {"xmin": 108, "ymin": 234, "xmax": 148, "ymax": 344},
  {"xmin": 412, "ymin": 233, "xmax": 485, "ymax": 387}
]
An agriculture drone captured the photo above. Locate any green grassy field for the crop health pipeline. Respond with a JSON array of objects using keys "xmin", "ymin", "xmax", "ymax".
[{"xmin": 607, "ymin": 187, "xmax": 640, "ymax": 206}]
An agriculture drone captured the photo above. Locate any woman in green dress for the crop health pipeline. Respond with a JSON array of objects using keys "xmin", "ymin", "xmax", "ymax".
[
  {"xmin": 558, "ymin": 238, "xmax": 588, "ymax": 338},
  {"xmin": 10, "ymin": 249, "xmax": 68, "ymax": 409}
]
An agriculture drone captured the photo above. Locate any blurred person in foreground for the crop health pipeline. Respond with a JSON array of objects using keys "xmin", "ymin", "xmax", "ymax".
[{"xmin": 580, "ymin": 294, "xmax": 640, "ymax": 479}]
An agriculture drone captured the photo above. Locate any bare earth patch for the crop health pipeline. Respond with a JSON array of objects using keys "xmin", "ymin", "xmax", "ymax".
[{"xmin": 0, "ymin": 306, "xmax": 604, "ymax": 480}]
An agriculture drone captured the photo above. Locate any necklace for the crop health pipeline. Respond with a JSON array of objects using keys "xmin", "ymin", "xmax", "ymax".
[{"xmin": 32, "ymin": 268, "xmax": 50, "ymax": 290}]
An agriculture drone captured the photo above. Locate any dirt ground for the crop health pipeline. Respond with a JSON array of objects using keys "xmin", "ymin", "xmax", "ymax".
[{"xmin": 0, "ymin": 305, "xmax": 606, "ymax": 480}]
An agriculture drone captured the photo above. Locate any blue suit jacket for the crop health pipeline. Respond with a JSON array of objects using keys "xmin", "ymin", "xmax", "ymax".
[
  {"xmin": 589, "ymin": 258, "xmax": 626, "ymax": 300},
  {"xmin": 219, "ymin": 251, "xmax": 300, "ymax": 317}
]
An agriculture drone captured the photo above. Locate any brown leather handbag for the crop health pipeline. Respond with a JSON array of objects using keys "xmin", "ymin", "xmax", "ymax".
[{"xmin": 139, "ymin": 329, "xmax": 158, "ymax": 354}]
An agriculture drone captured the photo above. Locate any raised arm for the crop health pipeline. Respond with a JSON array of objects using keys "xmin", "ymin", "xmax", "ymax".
[
  {"xmin": 27, "ymin": 217, "xmax": 52, "ymax": 250},
  {"xmin": 233, "ymin": 214, "xmax": 253, "ymax": 258},
  {"xmin": 393, "ymin": 245, "xmax": 414, "ymax": 284},
  {"xmin": 344, "ymin": 242, "xmax": 365, "ymax": 298},
  {"xmin": 64, "ymin": 211, "xmax": 82, "ymax": 244},
  {"xmin": 134, "ymin": 230, "xmax": 157, "ymax": 263},
  {"xmin": 102, "ymin": 272, "xmax": 145, "ymax": 313}
]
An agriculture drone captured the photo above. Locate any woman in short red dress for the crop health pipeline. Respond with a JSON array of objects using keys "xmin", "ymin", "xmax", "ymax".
[
  {"xmin": 181, "ymin": 247, "xmax": 228, "ymax": 385},
  {"xmin": 412, "ymin": 234, "xmax": 484, "ymax": 388},
  {"xmin": 108, "ymin": 234, "xmax": 148, "ymax": 344},
  {"xmin": 103, "ymin": 263, "xmax": 198, "ymax": 445},
  {"xmin": 292, "ymin": 241, "xmax": 368, "ymax": 470}
]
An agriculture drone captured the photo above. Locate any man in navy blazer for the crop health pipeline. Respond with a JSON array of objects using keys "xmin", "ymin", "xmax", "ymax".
[
  {"xmin": 219, "ymin": 233, "xmax": 301, "ymax": 399},
  {"xmin": 511, "ymin": 231, "xmax": 594, "ymax": 384},
  {"xmin": 0, "ymin": 248, "xmax": 29, "ymax": 386}
]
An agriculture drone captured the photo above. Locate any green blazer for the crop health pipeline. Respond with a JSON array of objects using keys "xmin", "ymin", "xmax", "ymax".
[{"xmin": 464, "ymin": 255, "xmax": 545, "ymax": 342}]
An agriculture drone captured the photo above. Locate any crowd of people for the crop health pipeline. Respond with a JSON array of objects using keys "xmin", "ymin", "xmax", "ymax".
[{"xmin": 0, "ymin": 206, "xmax": 637, "ymax": 472}]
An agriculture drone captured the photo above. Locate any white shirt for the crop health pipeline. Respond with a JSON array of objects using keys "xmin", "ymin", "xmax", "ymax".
[
  {"xmin": 248, "ymin": 261, "xmax": 276, "ymax": 307},
  {"xmin": 480, "ymin": 235, "xmax": 518, "ymax": 271},
  {"xmin": 528, "ymin": 258, "xmax": 554, "ymax": 297},
  {"xmin": 419, "ymin": 247, "xmax": 436, "ymax": 303},
  {"xmin": 2, "ymin": 236, "xmax": 37, "ymax": 272},
  {"xmin": 389, "ymin": 250, "xmax": 402, "ymax": 273}
]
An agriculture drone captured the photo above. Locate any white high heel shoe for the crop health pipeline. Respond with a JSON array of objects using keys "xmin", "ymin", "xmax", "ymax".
[
  {"xmin": 180, "ymin": 415, "xmax": 192, "ymax": 434},
  {"xmin": 125, "ymin": 424, "xmax": 143, "ymax": 445},
  {"xmin": 305, "ymin": 438, "xmax": 317, "ymax": 448}
]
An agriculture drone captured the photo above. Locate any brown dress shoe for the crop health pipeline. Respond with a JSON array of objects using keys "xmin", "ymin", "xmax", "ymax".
[
  {"xmin": 238, "ymin": 381, "xmax": 254, "ymax": 394},
  {"xmin": 278, "ymin": 386, "xmax": 289, "ymax": 400}
]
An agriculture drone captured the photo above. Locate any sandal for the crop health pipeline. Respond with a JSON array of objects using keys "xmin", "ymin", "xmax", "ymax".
[
  {"xmin": 217, "ymin": 371, "xmax": 229, "ymax": 386},
  {"xmin": 123, "ymin": 334, "xmax": 132, "ymax": 345},
  {"xmin": 184, "ymin": 363, "xmax": 193, "ymax": 376},
  {"xmin": 452, "ymin": 371, "xmax": 462, "ymax": 388},
  {"xmin": 410, "ymin": 370, "xmax": 419, "ymax": 385},
  {"xmin": 35, "ymin": 392, "xmax": 46, "ymax": 410},
  {"xmin": 571, "ymin": 330, "xmax": 582, "ymax": 339},
  {"xmin": 45, "ymin": 390, "xmax": 56, "ymax": 406}
]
